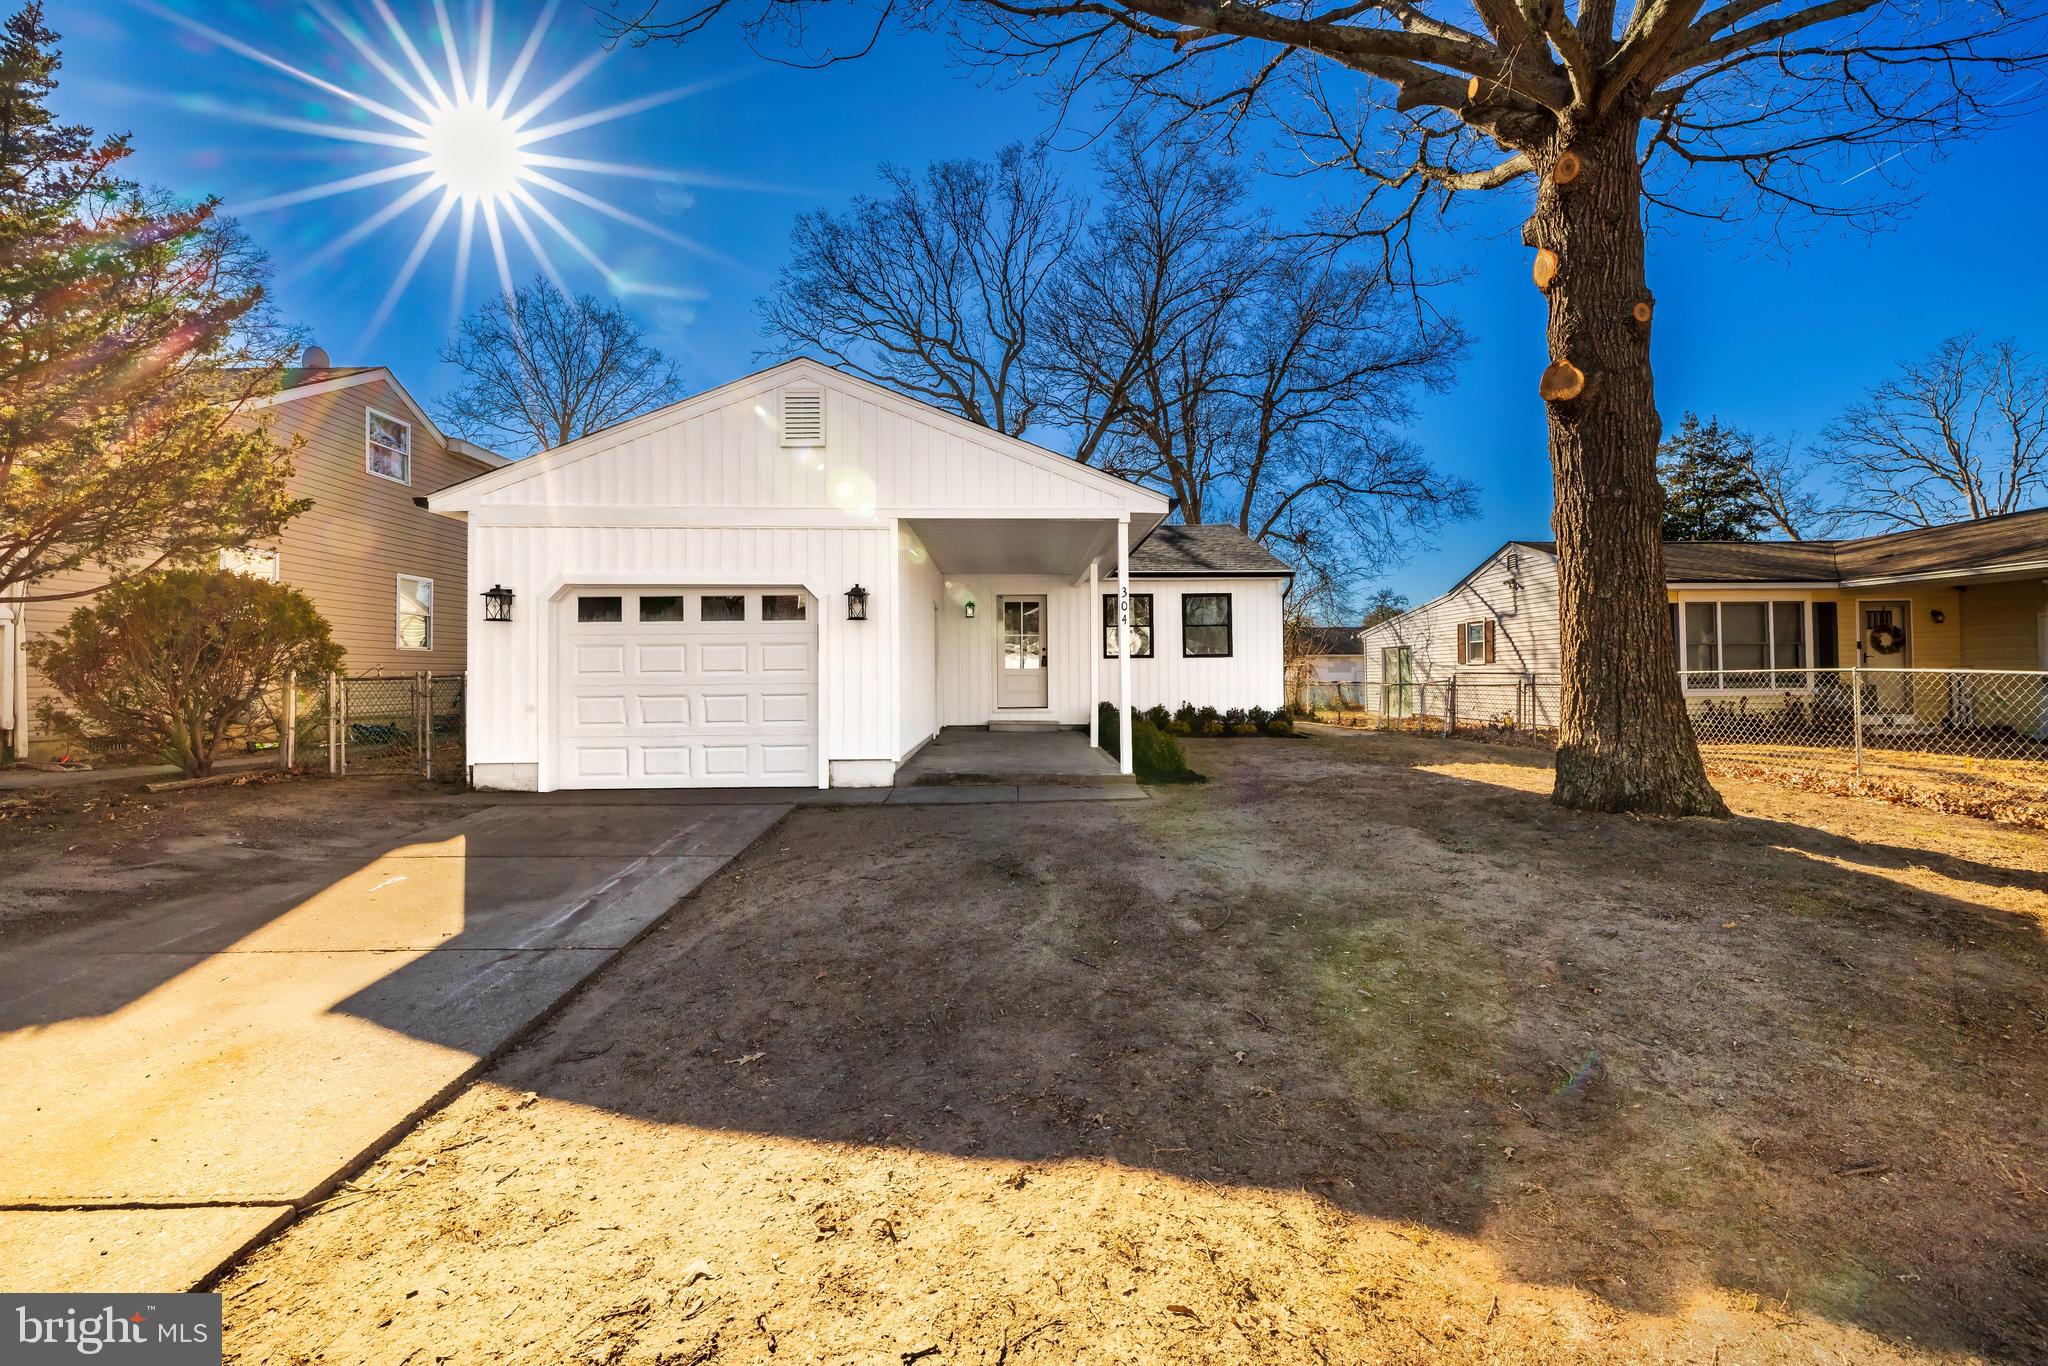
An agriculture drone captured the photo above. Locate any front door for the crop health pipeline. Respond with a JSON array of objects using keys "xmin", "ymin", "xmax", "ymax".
[
  {"xmin": 997, "ymin": 596, "xmax": 1049, "ymax": 709},
  {"xmin": 1858, "ymin": 600, "xmax": 1912, "ymax": 720}
]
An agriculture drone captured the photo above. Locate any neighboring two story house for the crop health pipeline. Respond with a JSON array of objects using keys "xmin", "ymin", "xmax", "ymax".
[{"xmin": 1, "ymin": 350, "xmax": 506, "ymax": 760}]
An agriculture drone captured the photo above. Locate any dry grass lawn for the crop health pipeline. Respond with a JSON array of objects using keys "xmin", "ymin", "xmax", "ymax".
[{"xmin": 215, "ymin": 732, "xmax": 2047, "ymax": 1363}]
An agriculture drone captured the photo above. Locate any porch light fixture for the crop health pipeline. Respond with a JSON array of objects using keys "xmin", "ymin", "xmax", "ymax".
[
  {"xmin": 846, "ymin": 583, "xmax": 869, "ymax": 621},
  {"xmin": 1929, "ymin": 609, "xmax": 1946, "ymax": 624},
  {"xmin": 964, "ymin": 599, "xmax": 976, "ymax": 619},
  {"xmin": 481, "ymin": 584, "xmax": 515, "ymax": 622}
]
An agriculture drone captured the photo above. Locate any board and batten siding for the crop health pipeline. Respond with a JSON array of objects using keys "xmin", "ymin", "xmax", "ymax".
[
  {"xmin": 464, "ymin": 523, "xmax": 896, "ymax": 788},
  {"xmin": 1363, "ymin": 544, "xmax": 1562, "ymax": 693},
  {"xmin": 9, "ymin": 375, "xmax": 489, "ymax": 758},
  {"xmin": 469, "ymin": 372, "xmax": 1136, "ymax": 515}
]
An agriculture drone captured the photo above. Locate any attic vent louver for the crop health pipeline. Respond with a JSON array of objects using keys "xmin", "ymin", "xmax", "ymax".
[{"xmin": 780, "ymin": 389, "xmax": 824, "ymax": 447}]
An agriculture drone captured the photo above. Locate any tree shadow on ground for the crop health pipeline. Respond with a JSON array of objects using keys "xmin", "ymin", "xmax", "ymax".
[{"xmin": 472, "ymin": 734, "xmax": 2048, "ymax": 1360}]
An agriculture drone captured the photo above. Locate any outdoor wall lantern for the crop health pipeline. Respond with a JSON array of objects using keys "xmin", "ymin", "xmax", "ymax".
[
  {"xmin": 846, "ymin": 583, "xmax": 869, "ymax": 621},
  {"xmin": 482, "ymin": 584, "xmax": 515, "ymax": 622},
  {"xmin": 964, "ymin": 599, "xmax": 977, "ymax": 619},
  {"xmin": 1929, "ymin": 608, "xmax": 1946, "ymax": 624}
]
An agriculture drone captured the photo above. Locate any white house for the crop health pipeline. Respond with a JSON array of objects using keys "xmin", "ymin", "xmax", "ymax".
[{"xmin": 427, "ymin": 360, "xmax": 1292, "ymax": 791}]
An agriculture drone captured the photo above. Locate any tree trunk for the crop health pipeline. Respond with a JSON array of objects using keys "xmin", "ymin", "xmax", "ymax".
[{"xmin": 1532, "ymin": 107, "xmax": 1727, "ymax": 817}]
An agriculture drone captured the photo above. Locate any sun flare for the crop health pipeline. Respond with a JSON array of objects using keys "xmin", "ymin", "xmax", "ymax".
[
  {"xmin": 149, "ymin": 0, "xmax": 731, "ymax": 346},
  {"xmin": 423, "ymin": 102, "xmax": 529, "ymax": 204}
]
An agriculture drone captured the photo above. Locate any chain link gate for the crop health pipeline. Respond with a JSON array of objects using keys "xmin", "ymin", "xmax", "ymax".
[{"xmin": 289, "ymin": 672, "xmax": 464, "ymax": 780}]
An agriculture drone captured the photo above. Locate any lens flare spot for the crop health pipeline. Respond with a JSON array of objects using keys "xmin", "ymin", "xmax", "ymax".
[{"xmin": 423, "ymin": 102, "xmax": 529, "ymax": 203}]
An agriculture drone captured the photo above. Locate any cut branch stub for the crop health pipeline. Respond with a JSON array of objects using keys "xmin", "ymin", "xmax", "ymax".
[
  {"xmin": 1551, "ymin": 150, "xmax": 1584, "ymax": 186},
  {"xmin": 1466, "ymin": 75, "xmax": 1483, "ymax": 103},
  {"xmin": 1632, "ymin": 299, "xmax": 1655, "ymax": 324},
  {"xmin": 1533, "ymin": 249, "xmax": 1560, "ymax": 292},
  {"xmin": 1539, "ymin": 361, "xmax": 1587, "ymax": 402}
]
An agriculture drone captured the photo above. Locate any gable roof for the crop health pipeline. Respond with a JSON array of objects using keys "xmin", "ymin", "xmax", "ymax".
[
  {"xmin": 1298, "ymin": 625, "xmax": 1362, "ymax": 655},
  {"xmin": 1128, "ymin": 523, "xmax": 1293, "ymax": 578},
  {"xmin": 427, "ymin": 357, "xmax": 1169, "ymax": 515},
  {"xmin": 244, "ymin": 365, "xmax": 508, "ymax": 469}
]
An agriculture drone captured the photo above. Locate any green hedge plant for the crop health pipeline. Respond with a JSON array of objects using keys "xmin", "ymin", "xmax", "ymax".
[{"xmin": 28, "ymin": 569, "xmax": 345, "ymax": 776}]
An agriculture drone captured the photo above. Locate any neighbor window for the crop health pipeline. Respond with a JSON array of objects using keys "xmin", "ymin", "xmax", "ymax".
[
  {"xmin": 577, "ymin": 595, "xmax": 623, "ymax": 623},
  {"xmin": 1101, "ymin": 592, "xmax": 1154, "ymax": 658},
  {"xmin": 762, "ymin": 594, "xmax": 806, "ymax": 621},
  {"xmin": 366, "ymin": 409, "xmax": 411, "ymax": 484},
  {"xmin": 700, "ymin": 594, "xmax": 745, "ymax": 622},
  {"xmin": 395, "ymin": 574, "xmax": 433, "ymax": 650},
  {"xmin": 219, "ymin": 546, "xmax": 279, "ymax": 581},
  {"xmin": 1459, "ymin": 620, "xmax": 1494, "ymax": 665},
  {"xmin": 1678, "ymin": 599, "xmax": 1808, "ymax": 689},
  {"xmin": 1182, "ymin": 593, "xmax": 1232, "ymax": 657},
  {"xmin": 639, "ymin": 594, "xmax": 687, "ymax": 623}
]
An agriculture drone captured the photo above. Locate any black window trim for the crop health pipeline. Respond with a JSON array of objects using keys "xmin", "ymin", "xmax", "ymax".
[
  {"xmin": 1181, "ymin": 592, "xmax": 1234, "ymax": 658},
  {"xmin": 1101, "ymin": 591, "xmax": 1155, "ymax": 659}
]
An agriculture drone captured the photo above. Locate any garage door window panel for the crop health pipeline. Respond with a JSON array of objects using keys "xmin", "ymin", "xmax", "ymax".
[
  {"xmin": 639, "ymin": 594, "xmax": 687, "ymax": 623},
  {"xmin": 763, "ymin": 594, "xmax": 805, "ymax": 621},
  {"xmin": 701, "ymin": 595, "xmax": 746, "ymax": 622},
  {"xmin": 578, "ymin": 596, "xmax": 623, "ymax": 623}
]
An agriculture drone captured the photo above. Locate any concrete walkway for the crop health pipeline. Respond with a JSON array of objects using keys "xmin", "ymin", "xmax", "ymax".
[
  {"xmin": 0, "ymin": 800, "xmax": 789, "ymax": 1293},
  {"xmin": 897, "ymin": 726, "xmax": 1130, "ymax": 785}
]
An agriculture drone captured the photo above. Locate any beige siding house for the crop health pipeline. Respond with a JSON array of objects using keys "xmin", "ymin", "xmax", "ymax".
[
  {"xmin": 1364, "ymin": 511, "xmax": 2048, "ymax": 733},
  {"xmin": 2, "ymin": 358, "xmax": 505, "ymax": 759}
]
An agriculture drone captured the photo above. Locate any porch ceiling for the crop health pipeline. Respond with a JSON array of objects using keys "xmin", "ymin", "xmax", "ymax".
[{"xmin": 906, "ymin": 514, "xmax": 1164, "ymax": 578}]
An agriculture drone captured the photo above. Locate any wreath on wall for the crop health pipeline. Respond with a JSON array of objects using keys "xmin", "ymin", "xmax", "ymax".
[{"xmin": 1866, "ymin": 623, "xmax": 1906, "ymax": 655}]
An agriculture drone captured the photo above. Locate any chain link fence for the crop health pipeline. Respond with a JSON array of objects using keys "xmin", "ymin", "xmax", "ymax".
[
  {"xmin": 1317, "ymin": 666, "xmax": 2048, "ymax": 808},
  {"xmin": 259, "ymin": 672, "xmax": 463, "ymax": 780}
]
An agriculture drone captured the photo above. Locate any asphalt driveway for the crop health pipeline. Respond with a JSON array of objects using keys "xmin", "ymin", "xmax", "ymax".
[{"xmin": 0, "ymin": 796, "xmax": 789, "ymax": 1293}]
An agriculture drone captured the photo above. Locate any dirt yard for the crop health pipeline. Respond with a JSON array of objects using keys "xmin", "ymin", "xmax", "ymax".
[
  {"xmin": 211, "ymin": 734, "xmax": 2047, "ymax": 1363},
  {"xmin": 0, "ymin": 773, "xmax": 472, "ymax": 937}
]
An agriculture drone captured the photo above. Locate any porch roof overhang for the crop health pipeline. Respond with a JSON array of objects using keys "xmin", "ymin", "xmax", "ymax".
[{"xmin": 904, "ymin": 511, "xmax": 1167, "ymax": 578}]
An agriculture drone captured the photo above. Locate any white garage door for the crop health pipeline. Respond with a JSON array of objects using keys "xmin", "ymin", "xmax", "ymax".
[{"xmin": 557, "ymin": 587, "xmax": 818, "ymax": 788}]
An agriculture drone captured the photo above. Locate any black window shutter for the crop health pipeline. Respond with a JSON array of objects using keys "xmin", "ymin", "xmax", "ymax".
[{"xmin": 1812, "ymin": 601, "xmax": 1838, "ymax": 670}]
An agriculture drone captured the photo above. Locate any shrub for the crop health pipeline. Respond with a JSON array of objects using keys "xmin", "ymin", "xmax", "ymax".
[
  {"xmin": 1265, "ymin": 709, "xmax": 1296, "ymax": 736},
  {"xmin": 1195, "ymin": 705, "xmax": 1223, "ymax": 731},
  {"xmin": 1223, "ymin": 707, "xmax": 1249, "ymax": 729},
  {"xmin": 1247, "ymin": 705, "xmax": 1270, "ymax": 730},
  {"xmin": 1164, "ymin": 719, "xmax": 1192, "ymax": 736},
  {"xmin": 1227, "ymin": 722, "xmax": 1259, "ymax": 737},
  {"xmin": 1173, "ymin": 701, "xmax": 1199, "ymax": 732},
  {"xmin": 1143, "ymin": 703, "xmax": 1171, "ymax": 730},
  {"xmin": 1097, "ymin": 700, "xmax": 1121, "ymax": 755},
  {"xmin": 1131, "ymin": 717, "xmax": 1202, "ymax": 783},
  {"xmin": 28, "ymin": 569, "xmax": 344, "ymax": 776},
  {"xmin": 1199, "ymin": 718, "xmax": 1226, "ymax": 737}
]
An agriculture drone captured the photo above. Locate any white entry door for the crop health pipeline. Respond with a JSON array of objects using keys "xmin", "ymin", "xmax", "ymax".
[
  {"xmin": 1858, "ymin": 599, "xmax": 1912, "ymax": 720},
  {"xmin": 997, "ymin": 596, "xmax": 1049, "ymax": 709},
  {"xmin": 557, "ymin": 588, "xmax": 817, "ymax": 788}
]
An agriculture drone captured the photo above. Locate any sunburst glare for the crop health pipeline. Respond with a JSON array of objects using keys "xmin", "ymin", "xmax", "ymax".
[{"xmin": 141, "ymin": 0, "xmax": 747, "ymax": 346}]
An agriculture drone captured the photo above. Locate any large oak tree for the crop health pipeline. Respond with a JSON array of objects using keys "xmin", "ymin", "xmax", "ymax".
[{"xmin": 608, "ymin": 0, "xmax": 2047, "ymax": 816}]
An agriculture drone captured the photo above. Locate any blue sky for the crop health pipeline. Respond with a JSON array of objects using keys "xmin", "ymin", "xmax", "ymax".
[{"xmin": 56, "ymin": 0, "xmax": 2048, "ymax": 609}]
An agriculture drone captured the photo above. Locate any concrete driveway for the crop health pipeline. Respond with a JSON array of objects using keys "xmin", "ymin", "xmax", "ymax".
[{"xmin": 0, "ymin": 798, "xmax": 789, "ymax": 1293}]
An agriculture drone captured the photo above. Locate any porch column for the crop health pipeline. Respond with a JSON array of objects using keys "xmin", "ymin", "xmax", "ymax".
[
  {"xmin": 1117, "ymin": 518, "xmax": 1133, "ymax": 774},
  {"xmin": 1088, "ymin": 557, "xmax": 1100, "ymax": 749}
]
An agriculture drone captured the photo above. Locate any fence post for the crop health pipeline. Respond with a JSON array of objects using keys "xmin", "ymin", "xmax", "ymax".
[
  {"xmin": 1446, "ymin": 677, "xmax": 1458, "ymax": 737},
  {"xmin": 326, "ymin": 672, "xmax": 338, "ymax": 776},
  {"xmin": 338, "ymin": 674, "xmax": 349, "ymax": 776},
  {"xmin": 423, "ymin": 673, "xmax": 434, "ymax": 781},
  {"xmin": 1850, "ymin": 665, "xmax": 1864, "ymax": 783},
  {"xmin": 281, "ymin": 671, "xmax": 296, "ymax": 771}
]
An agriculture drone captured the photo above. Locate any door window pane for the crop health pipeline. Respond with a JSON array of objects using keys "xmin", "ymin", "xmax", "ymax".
[
  {"xmin": 577, "ymin": 595, "xmax": 622, "ymax": 623},
  {"xmin": 701, "ymin": 594, "xmax": 745, "ymax": 621},
  {"xmin": 639, "ymin": 595, "xmax": 686, "ymax": 623},
  {"xmin": 762, "ymin": 594, "xmax": 805, "ymax": 621}
]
